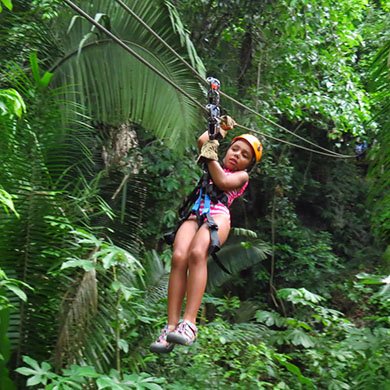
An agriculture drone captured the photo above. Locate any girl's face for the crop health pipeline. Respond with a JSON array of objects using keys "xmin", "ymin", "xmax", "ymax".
[{"xmin": 223, "ymin": 140, "xmax": 254, "ymax": 171}]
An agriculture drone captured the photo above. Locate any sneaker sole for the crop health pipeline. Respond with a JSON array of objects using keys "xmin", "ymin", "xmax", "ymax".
[
  {"xmin": 166, "ymin": 333, "xmax": 194, "ymax": 346},
  {"xmin": 149, "ymin": 343, "xmax": 174, "ymax": 354}
]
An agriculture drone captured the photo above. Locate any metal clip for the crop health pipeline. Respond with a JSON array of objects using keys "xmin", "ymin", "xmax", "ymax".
[{"xmin": 206, "ymin": 77, "xmax": 221, "ymax": 140}]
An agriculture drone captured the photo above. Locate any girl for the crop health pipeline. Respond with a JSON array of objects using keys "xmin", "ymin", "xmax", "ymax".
[{"xmin": 150, "ymin": 123, "xmax": 262, "ymax": 353}]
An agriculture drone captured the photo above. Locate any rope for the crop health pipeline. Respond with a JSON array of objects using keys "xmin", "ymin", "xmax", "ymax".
[
  {"xmin": 112, "ymin": 0, "xmax": 355, "ymax": 159},
  {"xmin": 62, "ymin": 0, "xmax": 206, "ymax": 114},
  {"xmin": 63, "ymin": 0, "xmax": 355, "ymax": 159}
]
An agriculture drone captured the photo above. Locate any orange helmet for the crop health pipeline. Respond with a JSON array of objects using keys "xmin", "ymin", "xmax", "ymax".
[{"xmin": 232, "ymin": 134, "xmax": 263, "ymax": 162}]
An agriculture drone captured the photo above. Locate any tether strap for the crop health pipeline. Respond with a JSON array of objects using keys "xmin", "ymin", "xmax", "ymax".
[
  {"xmin": 211, "ymin": 252, "xmax": 231, "ymax": 274},
  {"xmin": 206, "ymin": 213, "xmax": 232, "ymax": 275},
  {"xmin": 205, "ymin": 213, "xmax": 220, "ymax": 254}
]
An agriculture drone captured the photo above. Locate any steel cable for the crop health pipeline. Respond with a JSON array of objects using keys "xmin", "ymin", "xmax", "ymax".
[
  {"xmin": 112, "ymin": 0, "xmax": 355, "ymax": 159},
  {"xmin": 63, "ymin": 0, "xmax": 355, "ymax": 158}
]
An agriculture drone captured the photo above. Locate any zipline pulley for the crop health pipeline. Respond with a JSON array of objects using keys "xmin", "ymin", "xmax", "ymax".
[{"xmin": 206, "ymin": 76, "xmax": 221, "ymax": 140}]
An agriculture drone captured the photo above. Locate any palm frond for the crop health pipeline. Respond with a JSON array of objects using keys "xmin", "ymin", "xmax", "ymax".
[
  {"xmin": 0, "ymin": 4, "xmax": 60, "ymax": 78},
  {"xmin": 54, "ymin": 269, "xmax": 98, "ymax": 368},
  {"xmin": 53, "ymin": 0, "xmax": 206, "ymax": 150},
  {"xmin": 207, "ymin": 236, "xmax": 271, "ymax": 292},
  {"xmin": 142, "ymin": 250, "xmax": 170, "ymax": 304}
]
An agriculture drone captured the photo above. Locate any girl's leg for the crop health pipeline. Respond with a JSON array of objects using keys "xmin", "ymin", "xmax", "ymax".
[
  {"xmin": 167, "ymin": 219, "xmax": 198, "ymax": 329},
  {"xmin": 183, "ymin": 215, "xmax": 231, "ymax": 324}
]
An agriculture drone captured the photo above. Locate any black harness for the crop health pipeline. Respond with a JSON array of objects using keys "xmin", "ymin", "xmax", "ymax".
[{"xmin": 164, "ymin": 167, "xmax": 231, "ymax": 274}]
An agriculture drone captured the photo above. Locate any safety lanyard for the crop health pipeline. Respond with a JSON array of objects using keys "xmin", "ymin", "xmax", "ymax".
[{"xmin": 192, "ymin": 188, "xmax": 211, "ymax": 216}]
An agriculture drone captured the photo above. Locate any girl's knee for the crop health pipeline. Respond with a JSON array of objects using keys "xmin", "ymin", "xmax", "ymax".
[
  {"xmin": 188, "ymin": 246, "xmax": 208, "ymax": 266},
  {"xmin": 171, "ymin": 249, "xmax": 188, "ymax": 270}
]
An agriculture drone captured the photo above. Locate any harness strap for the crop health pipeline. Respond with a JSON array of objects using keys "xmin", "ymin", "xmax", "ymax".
[
  {"xmin": 165, "ymin": 168, "xmax": 231, "ymax": 274},
  {"xmin": 205, "ymin": 213, "xmax": 220, "ymax": 254},
  {"xmin": 206, "ymin": 213, "xmax": 232, "ymax": 275}
]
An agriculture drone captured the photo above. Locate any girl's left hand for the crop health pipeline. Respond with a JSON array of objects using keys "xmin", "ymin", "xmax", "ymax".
[{"xmin": 220, "ymin": 115, "xmax": 237, "ymax": 131}]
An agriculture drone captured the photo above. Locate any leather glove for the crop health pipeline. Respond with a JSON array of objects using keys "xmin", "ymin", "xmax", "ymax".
[
  {"xmin": 197, "ymin": 139, "xmax": 219, "ymax": 164},
  {"xmin": 220, "ymin": 115, "xmax": 237, "ymax": 131}
]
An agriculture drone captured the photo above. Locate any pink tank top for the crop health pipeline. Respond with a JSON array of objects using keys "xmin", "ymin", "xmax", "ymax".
[{"xmin": 196, "ymin": 168, "xmax": 248, "ymax": 218}]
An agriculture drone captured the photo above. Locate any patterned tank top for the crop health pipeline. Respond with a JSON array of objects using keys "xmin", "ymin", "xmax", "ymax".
[{"xmin": 196, "ymin": 168, "xmax": 248, "ymax": 218}]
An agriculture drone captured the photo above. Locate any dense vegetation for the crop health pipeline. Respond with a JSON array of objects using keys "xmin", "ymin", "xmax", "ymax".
[{"xmin": 0, "ymin": 0, "xmax": 389, "ymax": 389}]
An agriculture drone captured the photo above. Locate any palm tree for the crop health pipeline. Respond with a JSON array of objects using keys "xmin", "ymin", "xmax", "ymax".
[{"xmin": 0, "ymin": 0, "xmax": 207, "ymax": 376}]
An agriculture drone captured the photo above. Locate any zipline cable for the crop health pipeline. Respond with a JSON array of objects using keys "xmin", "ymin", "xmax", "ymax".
[
  {"xmin": 113, "ymin": 0, "xmax": 204, "ymax": 83},
  {"xmin": 62, "ymin": 0, "xmax": 207, "ymax": 114},
  {"xmin": 235, "ymin": 123, "xmax": 346, "ymax": 158},
  {"xmin": 63, "ymin": 0, "xmax": 354, "ymax": 159},
  {"xmin": 223, "ymin": 92, "xmax": 354, "ymax": 159},
  {"xmin": 113, "ymin": 0, "xmax": 354, "ymax": 159}
]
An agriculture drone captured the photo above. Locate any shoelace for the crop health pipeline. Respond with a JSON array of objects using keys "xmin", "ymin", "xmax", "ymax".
[
  {"xmin": 158, "ymin": 326, "xmax": 169, "ymax": 342},
  {"xmin": 177, "ymin": 321, "xmax": 196, "ymax": 339}
]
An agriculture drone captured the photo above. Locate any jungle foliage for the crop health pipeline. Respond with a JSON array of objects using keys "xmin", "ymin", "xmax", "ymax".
[{"xmin": 0, "ymin": 0, "xmax": 389, "ymax": 389}]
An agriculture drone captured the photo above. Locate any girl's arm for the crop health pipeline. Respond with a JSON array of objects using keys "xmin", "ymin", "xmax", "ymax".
[{"xmin": 207, "ymin": 160, "xmax": 249, "ymax": 191}]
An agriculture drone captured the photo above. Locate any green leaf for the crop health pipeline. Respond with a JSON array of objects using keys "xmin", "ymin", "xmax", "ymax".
[
  {"xmin": 96, "ymin": 377, "xmax": 123, "ymax": 390},
  {"xmin": 207, "ymin": 238, "xmax": 271, "ymax": 290},
  {"xmin": 39, "ymin": 72, "xmax": 54, "ymax": 88},
  {"xmin": 0, "ymin": 0, "xmax": 12, "ymax": 11},
  {"xmin": 63, "ymin": 365, "xmax": 99, "ymax": 378},
  {"xmin": 0, "ymin": 88, "xmax": 26, "ymax": 118},
  {"xmin": 102, "ymin": 251, "xmax": 116, "ymax": 269},
  {"xmin": 288, "ymin": 329, "xmax": 315, "ymax": 348},
  {"xmin": 277, "ymin": 358, "xmax": 313, "ymax": 386},
  {"xmin": 15, "ymin": 367, "xmax": 37, "ymax": 376},
  {"xmin": 29, "ymin": 52, "xmax": 41, "ymax": 85},
  {"xmin": 255, "ymin": 310, "xmax": 285, "ymax": 327},
  {"xmin": 121, "ymin": 286, "xmax": 133, "ymax": 301},
  {"xmin": 67, "ymin": 15, "xmax": 82, "ymax": 34},
  {"xmin": 5, "ymin": 284, "xmax": 27, "ymax": 302},
  {"xmin": 27, "ymin": 375, "xmax": 45, "ymax": 386},
  {"xmin": 142, "ymin": 383, "xmax": 164, "ymax": 390},
  {"xmin": 118, "ymin": 339, "xmax": 128, "ymax": 353},
  {"xmin": 357, "ymin": 273, "xmax": 389, "ymax": 285},
  {"xmin": 61, "ymin": 260, "xmax": 95, "ymax": 271},
  {"xmin": 277, "ymin": 288, "xmax": 324, "ymax": 305},
  {"xmin": 111, "ymin": 280, "xmax": 121, "ymax": 292},
  {"xmin": 22, "ymin": 356, "xmax": 41, "ymax": 371}
]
